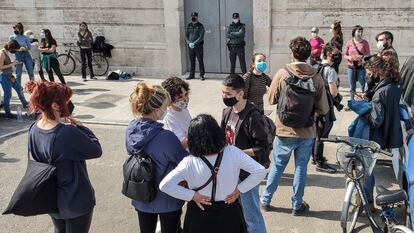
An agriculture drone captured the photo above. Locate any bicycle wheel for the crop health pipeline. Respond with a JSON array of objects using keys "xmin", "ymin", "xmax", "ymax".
[
  {"xmin": 390, "ymin": 225, "xmax": 414, "ymax": 233},
  {"xmin": 57, "ymin": 54, "xmax": 76, "ymax": 76},
  {"xmin": 341, "ymin": 182, "xmax": 362, "ymax": 233},
  {"xmin": 91, "ymin": 54, "xmax": 109, "ymax": 76}
]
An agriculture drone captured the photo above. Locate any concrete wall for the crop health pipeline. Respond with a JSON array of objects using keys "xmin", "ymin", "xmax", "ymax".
[
  {"xmin": 257, "ymin": 0, "xmax": 414, "ymax": 75},
  {"xmin": 0, "ymin": 0, "xmax": 169, "ymax": 76},
  {"xmin": 2, "ymin": 0, "xmax": 413, "ymax": 77}
]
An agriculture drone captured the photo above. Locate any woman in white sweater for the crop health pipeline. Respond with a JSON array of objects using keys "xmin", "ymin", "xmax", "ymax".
[{"xmin": 160, "ymin": 114, "xmax": 266, "ymax": 233}]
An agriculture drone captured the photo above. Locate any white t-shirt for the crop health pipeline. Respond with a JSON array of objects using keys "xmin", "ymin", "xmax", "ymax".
[
  {"xmin": 159, "ymin": 145, "xmax": 266, "ymax": 202},
  {"xmin": 163, "ymin": 107, "xmax": 192, "ymax": 141}
]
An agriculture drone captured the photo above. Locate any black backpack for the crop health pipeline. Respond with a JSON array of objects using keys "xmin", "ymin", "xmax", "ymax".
[
  {"xmin": 122, "ymin": 134, "xmax": 159, "ymax": 203},
  {"xmin": 277, "ymin": 68, "xmax": 317, "ymax": 128}
]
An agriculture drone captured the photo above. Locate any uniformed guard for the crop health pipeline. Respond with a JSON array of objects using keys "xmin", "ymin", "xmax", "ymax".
[
  {"xmin": 186, "ymin": 12, "xmax": 206, "ymax": 80},
  {"xmin": 226, "ymin": 12, "xmax": 247, "ymax": 75}
]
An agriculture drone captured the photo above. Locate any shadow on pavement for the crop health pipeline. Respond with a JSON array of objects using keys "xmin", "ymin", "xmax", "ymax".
[
  {"xmin": 73, "ymin": 88, "xmax": 110, "ymax": 95},
  {"xmin": 0, "ymin": 152, "xmax": 20, "ymax": 163}
]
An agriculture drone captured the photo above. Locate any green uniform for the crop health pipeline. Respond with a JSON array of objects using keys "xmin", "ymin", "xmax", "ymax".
[
  {"xmin": 186, "ymin": 22, "xmax": 205, "ymax": 44},
  {"xmin": 226, "ymin": 22, "xmax": 245, "ymax": 45}
]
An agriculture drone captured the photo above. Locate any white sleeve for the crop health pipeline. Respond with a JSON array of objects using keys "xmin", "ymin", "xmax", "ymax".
[
  {"xmin": 163, "ymin": 114, "xmax": 186, "ymax": 141},
  {"xmin": 235, "ymin": 147, "xmax": 266, "ymax": 193},
  {"xmin": 159, "ymin": 157, "xmax": 195, "ymax": 202}
]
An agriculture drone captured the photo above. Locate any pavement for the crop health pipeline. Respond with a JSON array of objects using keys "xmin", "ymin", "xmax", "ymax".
[{"xmin": 0, "ymin": 74, "xmax": 402, "ymax": 233}]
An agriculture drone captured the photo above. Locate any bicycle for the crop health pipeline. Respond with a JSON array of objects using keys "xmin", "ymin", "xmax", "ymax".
[
  {"xmin": 321, "ymin": 136, "xmax": 413, "ymax": 233},
  {"xmin": 57, "ymin": 42, "xmax": 109, "ymax": 76}
]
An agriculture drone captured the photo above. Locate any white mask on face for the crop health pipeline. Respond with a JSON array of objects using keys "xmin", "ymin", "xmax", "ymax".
[
  {"xmin": 330, "ymin": 28, "xmax": 333, "ymax": 33},
  {"xmin": 311, "ymin": 32, "xmax": 317, "ymax": 38},
  {"xmin": 377, "ymin": 41, "xmax": 385, "ymax": 50},
  {"xmin": 233, "ymin": 19, "xmax": 239, "ymax": 24},
  {"xmin": 355, "ymin": 32, "xmax": 363, "ymax": 38},
  {"xmin": 173, "ymin": 98, "xmax": 189, "ymax": 111}
]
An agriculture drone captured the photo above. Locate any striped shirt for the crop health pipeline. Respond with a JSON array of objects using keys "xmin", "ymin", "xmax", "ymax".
[{"xmin": 242, "ymin": 72, "xmax": 272, "ymax": 113}]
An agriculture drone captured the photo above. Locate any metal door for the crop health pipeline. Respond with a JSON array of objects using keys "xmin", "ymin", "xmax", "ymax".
[
  {"xmin": 184, "ymin": 0, "xmax": 253, "ymax": 74},
  {"xmin": 184, "ymin": 0, "xmax": 221, "ymax": 73},
  {"xmin": 219, "ymin": 0, "xmax": 253, "ymax": 74}
]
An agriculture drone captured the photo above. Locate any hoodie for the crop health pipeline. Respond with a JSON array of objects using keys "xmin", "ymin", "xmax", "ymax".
[
  {"xmin": 125, "ymin": 118, "xmax": 189, "ymax": 213},
  {"xmin": 268, "ymin": 62, "xmax": 329, "ymax": 138}
]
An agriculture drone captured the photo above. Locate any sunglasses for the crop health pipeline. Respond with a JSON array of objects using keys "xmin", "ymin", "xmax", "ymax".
[{"xmin": 311, "ymin": 31, "xmax": 318, "ymax": 33}]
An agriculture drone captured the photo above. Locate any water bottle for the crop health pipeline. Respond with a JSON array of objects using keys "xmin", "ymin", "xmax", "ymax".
[{"xmin": 17, "ymin": 107, "xmax": 23, "ymax": 122}]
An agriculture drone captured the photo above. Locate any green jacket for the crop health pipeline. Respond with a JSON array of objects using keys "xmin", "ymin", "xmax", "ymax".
[
  {"xmin": 186, "ymin": 22, "xmax": 205, "ymax": 45},
  {"xmin": 226, "ymin": 22, "xmax": 245, "ymax": 45}
]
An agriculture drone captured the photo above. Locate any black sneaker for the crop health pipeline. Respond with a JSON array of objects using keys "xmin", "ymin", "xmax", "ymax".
[
  {"xmin": 315, "ymin": 162, "xmax": 337, "ymax": 174},
  {"xmin": 292, "ymin": 201, "xmax": 310, "ymax": 216},
  {"xmin": 260, "ymin": 202, "xmax": 271, "ymax": 212},
  {"xmin": 4, "ymin": 113, "xmax": 16, "ymax": 119},
  {"xmin": 91, "ymin": 76, "xmax": 97, "ymax": 80},
  {"xmin": 200, "ymin": 75, "xmax": 205, "ymax": 81},
  {"xmin": 83, "ymin": 79, "xmax": 87, "ymax": 82},
  {"xmin": 186, "ymin": 76, "xmax": 195, "ymax": 80}
]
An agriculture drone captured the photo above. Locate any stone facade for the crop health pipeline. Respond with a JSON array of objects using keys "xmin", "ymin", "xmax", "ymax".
[{"xmin": 1, "ymin": 0, "xmax": 412, "ymax": 76}]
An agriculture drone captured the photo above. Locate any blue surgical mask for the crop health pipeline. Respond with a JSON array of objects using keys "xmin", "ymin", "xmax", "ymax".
[
  {"xmin": 40, "ymin": 32, "xmax": 45, "ymax": 39},
  {"xmin": 256, "ymin": 62, "xmax": 267, "ymax": 73}
]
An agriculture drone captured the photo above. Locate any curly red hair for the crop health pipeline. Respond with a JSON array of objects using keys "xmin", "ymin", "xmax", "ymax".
[{"xmin": 25, "ymin": 81, "xmax": 73, "ymax": 120}]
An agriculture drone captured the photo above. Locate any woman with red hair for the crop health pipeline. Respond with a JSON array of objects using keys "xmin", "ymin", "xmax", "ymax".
[{"xmin": 26, "ymin": 81, "xmax": 102, "ymax": 233}]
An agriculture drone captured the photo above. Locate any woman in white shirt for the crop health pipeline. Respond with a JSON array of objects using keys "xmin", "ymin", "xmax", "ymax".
[
  {"xmin": 160, "ymin": 114, "xmax": 266, "ymax": 233},
  {"xmin": 161, "ymin": 77, "xmax": 192, "ymax": 149}
]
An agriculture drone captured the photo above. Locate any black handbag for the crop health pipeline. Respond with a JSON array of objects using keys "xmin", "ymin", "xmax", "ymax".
[{"xmin": 2, "ymin": 124, "xmax": 59, "ymax": 216}]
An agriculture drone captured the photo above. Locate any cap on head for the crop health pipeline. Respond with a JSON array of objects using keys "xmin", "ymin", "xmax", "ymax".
[
  {"xmin": 232, "ymin": 12, "xmax": 239, "ymax": 19},
  {"xmin": 191, "ymin": 12, "xmax": 198, "ymax": 17}
]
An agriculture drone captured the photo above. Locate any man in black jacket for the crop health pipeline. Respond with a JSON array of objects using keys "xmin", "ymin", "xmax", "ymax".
[{"xmin": 220, "ymin": 74, "xmax": 269, "ymax": 233}]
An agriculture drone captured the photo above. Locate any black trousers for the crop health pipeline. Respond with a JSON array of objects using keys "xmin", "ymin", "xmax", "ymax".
[
  {"xmin": 312, "ymin": 119, "xmax": 334, "ymax": 164},
  {"xmin": 189, "ymin": 42, "xmax": 205, "ymax": 77},
  {"xmin": 46, "ymin": 57, "xmax": 66, "ymax": 84},
  {"xmin": 51, "ymin": 210, "xmax": 93, "ymax": 233},
  {"xmin": 80, "ymin": 48, "xmax": 94, "ymax": 79},
  {"xmin": 229, "ymin": 45, "xmax": 247, "ymax": 75},
  {"xmin": 137, "ymin": 209, "xmax": 182, "ymax": 233}
]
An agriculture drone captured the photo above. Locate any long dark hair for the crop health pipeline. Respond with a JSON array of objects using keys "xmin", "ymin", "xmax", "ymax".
[
  {"xmin": 187, "ymin": 114, "xmax": 225, "ymax": 157},
  {"xmin": 40, "ymin": 29, "xmax": 56, "ymax": 48},
  {"xmin": 332, "ymin": 21, "xmax": 343, "ymax": 45},
  {"xmin": 79, "ymin": 22, "xmax": 89, "ymax": 32}
]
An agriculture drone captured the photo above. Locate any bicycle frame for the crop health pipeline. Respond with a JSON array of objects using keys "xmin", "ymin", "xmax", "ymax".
[{"xmin": 63, "ymin": 47, "xmax": 82, "ymax": 63}]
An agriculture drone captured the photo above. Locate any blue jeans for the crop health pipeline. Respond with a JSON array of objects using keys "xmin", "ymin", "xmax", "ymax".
[
  {"xmin": 240, "ymin": 184, "xmax": 266, "ymax": 233},
  {"xmin": 261, "ymin": 137, "xmax": 314, "ymax": 210},
  {"xmin": 15, "ymin": 51, "xmax": 34, "ymax": 85},
  {"xmin": 363, "ymin": 148, "xmax": 399, "ymax": 203},
  {"xmin": 0, "ymin": 73, "xmax": 28, "ymax": 114},
  {"xmin": 347, "ymin": 68, "xmax": 366, "ymax": 100}
]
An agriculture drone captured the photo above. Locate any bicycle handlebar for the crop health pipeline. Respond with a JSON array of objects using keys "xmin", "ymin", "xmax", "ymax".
[{"xmin": 320, "ymin": 137, "xmax": 393, "ymax": 157}]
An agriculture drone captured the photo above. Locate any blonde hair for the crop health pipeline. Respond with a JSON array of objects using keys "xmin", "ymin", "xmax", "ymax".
[{"xmin": 130, "ymin": 83, "xmax": 171, "ymax": 116}]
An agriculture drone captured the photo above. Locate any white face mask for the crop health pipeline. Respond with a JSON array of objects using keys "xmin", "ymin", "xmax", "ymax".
[
  {"xmin": 311, "ymin": 32, "xmax": 317, "ymax": 38},
  {"xmin": 330, "ymin": 28, "xmax": 333, "ymax": 33},
  {"xmin": 28, "ymin": 34, "xmax": 34, "ymax": 40},
  {"xmin": 355, "ymin": 32, "xmax": 363, "ymax": 38},
  {"xmin": 377, "ymin": 41, "xmax": 385, "ymax": 50},
  {"xmin": 173, "ymin": 98, "xmax": 189, "ymax": 111},
  {"xmin": 233, "ymin": 19, "xmax": 239, "ymax": 24}
]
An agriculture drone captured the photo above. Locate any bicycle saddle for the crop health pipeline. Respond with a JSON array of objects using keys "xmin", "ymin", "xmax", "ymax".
[{"xmin": 375, "ymin": 185, "xmax": 407, "ymax": 206}]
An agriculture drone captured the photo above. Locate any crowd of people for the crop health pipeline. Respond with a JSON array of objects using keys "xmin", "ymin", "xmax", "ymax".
[
  {"xmin": 0, "ymin": 16, "xmax": 406, "ymax": 233},
  {"xmin": 0, "ymin": 22, "xmax": 96, "ymax": 118}
]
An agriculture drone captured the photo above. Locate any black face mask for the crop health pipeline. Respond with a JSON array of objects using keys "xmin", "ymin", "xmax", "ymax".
[
  {"xmin": 223, "ymin": 96, "xmax": 238, "ymax": 107},
  {"xmin": 191, "ymin": 17, "xmax": 197, "ymax": 22},
  {"xmin": 14, "ymin": 30, "xmax": 20, "ymax": 35},
  {"xmin": 332, "ymin": 53, "xmax": 341, "ymax": 63}
]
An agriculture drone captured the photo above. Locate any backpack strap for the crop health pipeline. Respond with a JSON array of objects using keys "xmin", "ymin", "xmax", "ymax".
[{"xmin": 193, "ymin": 150, "xmax": 224, "ymax": 202}]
